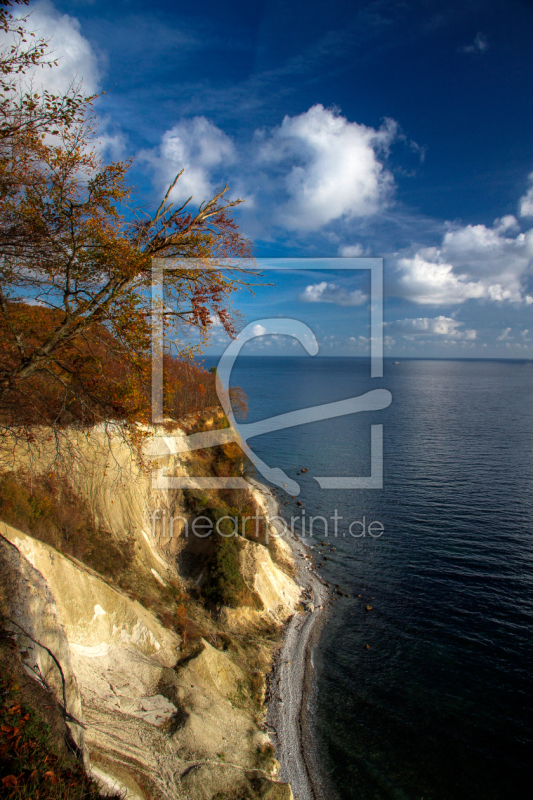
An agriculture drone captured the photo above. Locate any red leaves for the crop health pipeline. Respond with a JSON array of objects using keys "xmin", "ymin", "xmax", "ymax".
[
  {"xmin": 0, "ymin": 301, "xmax": 153, "ymax": 426},
  {"xmin": 164, "ymin": 357, "xmax": 219, "ymax": 419},
  {"xmin": 0, "ymin": 669, "xmax": 76, "ymax": 795}
]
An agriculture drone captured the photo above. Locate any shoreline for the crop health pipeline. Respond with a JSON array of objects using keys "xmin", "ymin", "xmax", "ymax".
[{"xmin": 251, "ymin": 480, "xmax": 334, "ymax": 800}]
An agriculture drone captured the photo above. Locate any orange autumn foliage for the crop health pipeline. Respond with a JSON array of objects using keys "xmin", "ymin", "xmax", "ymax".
[{"xmin": 0, "ymin": 303, "xmax": 248, "ymax": 427}]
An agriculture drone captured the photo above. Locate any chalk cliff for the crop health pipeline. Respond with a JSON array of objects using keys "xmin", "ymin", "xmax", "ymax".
[{"xmin": 0, "ymin": 423, "xmax": 298, "ymax": 799}]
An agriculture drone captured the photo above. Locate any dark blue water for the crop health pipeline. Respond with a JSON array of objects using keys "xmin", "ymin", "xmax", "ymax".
[{"xmin": 203, "ymin": 356, "xmax": 533, "ymax": 799}]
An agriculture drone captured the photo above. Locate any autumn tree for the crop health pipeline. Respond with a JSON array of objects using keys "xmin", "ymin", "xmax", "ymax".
[
  {"xmin": 0, "ymin": 1, "xmax": 254, "ymax": 440},
  {"xmin": 164, "ymin": 357, "xmax": 247, "ymax": 421}
]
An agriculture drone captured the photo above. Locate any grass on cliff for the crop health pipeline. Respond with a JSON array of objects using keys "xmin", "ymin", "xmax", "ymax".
[
  {"xmin": 203, "ymin": 535, "xmax": 256, "ymax": 608},
  {"xmin": 0, "ymin": 472, "xmax": 134, "ymax": 585},
  {"xmin": 0, "ymin": 626, "xmax": 120, "ymax": 800}
]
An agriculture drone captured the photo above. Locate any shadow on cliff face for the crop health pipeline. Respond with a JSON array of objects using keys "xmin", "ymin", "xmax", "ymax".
[
  {"xmin": 177, "ymin": 507, "xmax": 264, "ymax": 612},
  {"xmin": 175, "ymin": 511, "xmax": 218, "ymax": 585}
]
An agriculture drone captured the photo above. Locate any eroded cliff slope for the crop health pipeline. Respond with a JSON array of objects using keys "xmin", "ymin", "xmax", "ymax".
[{"xmin": 0, "ymin": 423, "xmax": 298, "ymax": 800}]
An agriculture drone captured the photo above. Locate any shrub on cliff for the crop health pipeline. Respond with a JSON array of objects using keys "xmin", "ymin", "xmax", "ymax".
[
  {"xmin": 0, "ymin": 471, "xmax": 134, "ymax": 583},
  {"xmin": 203, "ymin": 535, "xmax": 251, "ymax": 608}
]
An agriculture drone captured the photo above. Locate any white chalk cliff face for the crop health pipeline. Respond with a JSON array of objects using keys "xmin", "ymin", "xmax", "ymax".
[{"xmin": 0, "ymin": 427, "xmax": 297, "ymax": 800}]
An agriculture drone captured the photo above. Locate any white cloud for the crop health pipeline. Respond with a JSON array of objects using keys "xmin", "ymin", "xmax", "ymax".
[
  {"xmin": 141, "ymin": 116, "xmax": 236, "ymax": 204},
  {"xmin": 258, "ymin": 104, "xmax": 397, "ymax": 230},
  {"xmin": 18, "ymin": 1, "xmax": 101, "ymax": 96},
  {"xmin": 340, "ymin": 244, "xmax": 364, "ymax": 257},
  {"xmin": 460, "ymin": 33, "xmax": 488, "ymax": 54},
  {"xmin": 251, "ymin": 323, "xmax": 267, "ymax": 337},
  {"xmin": 345, "ymin": 333, "xmax": 394, "ymax": 350},
  {"xmin": 388, "ymin": 316, "xmax": 476, "ymax": 339},
  {"xmin": 92, "ymin": 118, "xmax": 127, "ymax": 161},
  {"xmin": 300, "ymin": 281, "xmax": 368, "ymax": 306},
  {"xmin": 519, "ymin": 173, "xmax": 533, "ymax": 217},
  {"xmin": 395, "ymin": 217, "xmax": 533, "ymax": 305},
  {"xmin": 1, "ymin": 3, "xmax": 122, "ymax": 161},
  {"xmin": 144, "ymin": 104, "xmax": 398, "ymax": 229},
  {"xmin": 209, "ymin": 313, "xmax": 223, "ymax": 328},
  {"xmin": 497, "ymin": 327, "xmax": 513, "ymax": 341}
]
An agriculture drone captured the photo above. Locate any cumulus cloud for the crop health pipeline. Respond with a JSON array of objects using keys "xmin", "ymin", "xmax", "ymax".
[
  {"xmin": 144, "ymin": 104, "xmax": 398, "ymax": 228},
  {"xmin": 300, "ymin": 281, "xmax": 368, "ymax": 306},
  {"xmin": 519, "ymin": 173, "xmax": 533, "ymax": 217},
  {"xmin": 395, "ymin": 216, "xmax": 533, "ymax": 305},
  {"xmin": 497, "ymin": 327, "xmax": 513, "ymax": 341},
  {"xmin": 257, "ymin": 104, "xmax": 397, "ymax": 230},
  {"xmin": 141, "ymin": 116, "xmax": 236, "ymax": 204},
  {"xmin": 243, "ymin": 332, "xmax": 307, "ymax": 353},
  {"xmin": 16, "ymin": 1, "xmax": 101, "ymax": 96},
  {"xmin": 0, "ymin": 2, "xmax": 123, "ymax": 162},
  {"xmin": 460, "ymin": 33, "xmax": 488, "ymax": 54},
  {"xmin": 92, "ymin": 118, "xmax": 128, "ymax": 161},
  {"xmin": 209, "ymin": 313, "xmax": 223, "ymax": 328},
  {"xmin": 388, "ymin": 316, "xmax": 476, "ymax": 339},
  {"xmin": 345, "ymin": 333, "xmax": 394, "ymax": 349},
  {"xmin": 340, "ymin": 244, "xmax": 364, "ymax": 257}
]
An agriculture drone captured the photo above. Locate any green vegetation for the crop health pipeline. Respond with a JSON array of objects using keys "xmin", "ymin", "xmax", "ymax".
[{"xmin": 204, "ymin": 535, "xmax": 253, "ymax": 608}]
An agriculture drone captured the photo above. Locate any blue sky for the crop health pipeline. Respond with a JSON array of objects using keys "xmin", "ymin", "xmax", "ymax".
[{"xmin": 18, "ymin": 0, "xmax": 533, "ymax": 357}]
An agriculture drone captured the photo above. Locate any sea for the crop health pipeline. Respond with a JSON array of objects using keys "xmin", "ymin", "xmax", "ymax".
[{"xmin": 201, "ymin": 355, "xmax": 533, "ymax": 800}]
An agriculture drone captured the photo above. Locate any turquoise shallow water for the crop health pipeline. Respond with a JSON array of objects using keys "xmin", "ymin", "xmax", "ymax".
[{"xmin": 202, "ymin": 356, "xmax": 533, "ymax": 799}]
